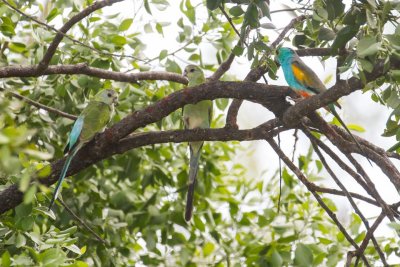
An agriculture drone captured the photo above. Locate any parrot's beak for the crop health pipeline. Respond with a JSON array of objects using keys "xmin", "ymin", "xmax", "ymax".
[
  {"xmin": 113, "ymin": 95, "xmax": 118, "ymax": 105},
  {"xmin": 183, "ymin": 70, "xmax": 187, "ymax": 77}
]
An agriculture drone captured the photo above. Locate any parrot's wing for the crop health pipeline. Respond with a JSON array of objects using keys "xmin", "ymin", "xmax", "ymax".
[
  {"xmin": 292, "ymin": 58, "xmax": 342, "ymax": 109},
  {"xmin": 79, "ymin": 101, "xmax": 112, "ymax": 143},
  {"xmin": 64, "ymin": 116, "xmax": 84, "ymax": 154},
  {"xmin": 291, "ymin": 57, "xmax": 327, "ymax": 94}
]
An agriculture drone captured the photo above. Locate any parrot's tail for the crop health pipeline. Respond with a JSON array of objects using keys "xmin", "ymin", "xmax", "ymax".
[
  {"xmin": 185, "ymin": 143, "xmax": 202, "ymax": 221},
  {"xmin": 48, "ymin": 149, "xmax": 78, "ymax": 210},
  {"xmin": 329, "ymin": 105, "xmax": 373, "ymax": 166}
]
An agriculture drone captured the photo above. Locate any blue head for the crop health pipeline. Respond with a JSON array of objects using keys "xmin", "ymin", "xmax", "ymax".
[{"xmin": 277, "ymin": 47, "xmax": 295, "ymax": 65}]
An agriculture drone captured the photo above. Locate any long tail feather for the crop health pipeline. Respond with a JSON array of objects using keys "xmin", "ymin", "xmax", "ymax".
[
  {"xmin": 185, "ymin": 144, "xmax": 202, "ymax": 221},
  {"xmin": 48, "ymin": 149, "xmax": 77, "ymax": 210},
  {"xmin": 329, "ymin": 105, "xmax": 373, "ymax": 166}
]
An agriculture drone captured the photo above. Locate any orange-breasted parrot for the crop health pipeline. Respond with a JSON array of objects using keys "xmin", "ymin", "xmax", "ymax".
[{"xmin": 277, "ymin": 47, "xmax": 371, "ymax": 165}]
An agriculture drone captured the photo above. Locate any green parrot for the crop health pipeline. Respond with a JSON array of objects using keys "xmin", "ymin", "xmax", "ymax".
[
  {"xmin": 182, "ymin": 65, "xmax": 213, "ymax": 221},
  {"xmin": 48, "ymin": 89, "xmax": 118, "ymax": 210}
]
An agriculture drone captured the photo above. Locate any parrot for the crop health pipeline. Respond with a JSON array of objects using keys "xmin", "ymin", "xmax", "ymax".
[
  {"xmin": 48, "ymin": 89, "xmax": 118, "ymax": 210},
  {"xmin": 182, "ymin": 65, "xmax": 213, "ymax": 221},
  {"xmin": 276, "ymin": 47, "xmax": 372, "ymax": 165}
]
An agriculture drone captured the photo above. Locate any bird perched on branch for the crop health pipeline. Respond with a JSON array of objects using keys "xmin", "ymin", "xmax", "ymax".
[
  {"xmin": 182, "ymin": 65, "xmax": 213, "ymax": 221},
  {"xmin": 49, "ymin": 89, "xmax": 118, "ymax": 210},
  {"xmin": 276, "ymin": 47, "xmax": 372, "ymax": 165}
]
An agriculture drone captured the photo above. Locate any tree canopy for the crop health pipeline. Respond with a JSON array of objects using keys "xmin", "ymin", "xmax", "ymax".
[{"xmin": 1, "ymin": 0, "xmax": 400, "ymax": 266}]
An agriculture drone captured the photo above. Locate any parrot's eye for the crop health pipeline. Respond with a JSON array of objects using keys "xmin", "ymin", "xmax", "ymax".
[
  {"xmin": 190, "ymin": 68, "xmax": 195, "ymax": 72},
  {"xmin": 107, "ymin": 92, "xmax": 112, "ymax": 97}
]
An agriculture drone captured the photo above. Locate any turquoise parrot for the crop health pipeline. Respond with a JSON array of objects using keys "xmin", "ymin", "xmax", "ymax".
[
  {"xmin": 182, "ymin": 65, "xmax": 212, "ymax": 221},
  {"xmin": 277, "ymin": 47, "xmax": 371, "ymax": 165},
  {"xmin": 48, "ymin": 89, "xmax": 118, "ymax": 210}
]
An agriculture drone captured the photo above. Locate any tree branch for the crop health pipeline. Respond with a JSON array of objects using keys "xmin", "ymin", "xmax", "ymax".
[
  {"xmin": 0, "ymin": 87, "xmax": 77, "ymax": 120},
  {"xmin": 1, "ymin": 0, "xmax": 142, "ymax": 62},
  {"xmin": 267, "ymin": 138, "xmax": 371, "ymax": 266},
  {"xmin": 0, "ymin": 64, "xmax": 187, "ymax": 84},
  {"xmin": 38, "ymin": 0, "xmax": 126, "ymax": 72}
]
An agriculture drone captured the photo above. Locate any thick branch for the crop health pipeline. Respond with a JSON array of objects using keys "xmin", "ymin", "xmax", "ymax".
[{"xmin": 0, "ymin": 81, "xmax": 292, "ymax": 214}]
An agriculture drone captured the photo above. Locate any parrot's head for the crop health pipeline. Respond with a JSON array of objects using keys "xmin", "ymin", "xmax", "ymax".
[
  {"xmin": 94, "ymin": 89, "xmax": 118, "ymax": 105},
  {"xmin": 183, "ymin": 64, "xmax": 204, "ymax": 82},
  {"xmin": 276, "ymin": 47, "xmax": 295, "ymax": 64}
]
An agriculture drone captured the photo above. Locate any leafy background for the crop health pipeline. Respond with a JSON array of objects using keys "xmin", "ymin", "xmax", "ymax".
[{"xmin": 1, "ymin": 0, "xmax": 400, "ymax": 266}]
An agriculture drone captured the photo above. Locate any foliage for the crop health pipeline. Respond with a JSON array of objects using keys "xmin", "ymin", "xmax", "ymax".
[{"xmin": 0, "ymin": 0, "xmax": 399, "ymax": 266}]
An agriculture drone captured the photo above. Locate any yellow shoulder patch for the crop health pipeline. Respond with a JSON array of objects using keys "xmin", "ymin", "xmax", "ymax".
[{"xmin": 291, "ymin": 64, "xmax": 307, "ymax": 84}]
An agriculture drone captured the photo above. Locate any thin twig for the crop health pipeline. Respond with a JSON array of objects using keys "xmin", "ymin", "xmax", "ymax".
[
  {"xmin": 58, "ymin": 198, "xmax": 108, "ymax": 245},
  {"xmin": 291, "ymin": 129, "xmax": 299, "ymax": 162},
  {"xmin": 0, "ymin": 87, "xmax": 77, "ymax": 120},
  {"xmin": 267, "ymin": 138, "xmax": 370, "ymax": 267},
  {"xmin": 354, "ymin": 212, "xmax": 387, "ymax": 267},
  {"xmin": 307, "ymin": 128, "xmax": 387, "ymax": 265}
]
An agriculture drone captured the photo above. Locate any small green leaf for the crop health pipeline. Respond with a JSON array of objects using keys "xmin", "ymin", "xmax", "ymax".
[
  {"xmin": 388, "ymin": 141, "xmax": 400, "ymax": 152},
  {"xmin": 357, "ymin": 36, "xmax": 380, "ymax": 58},
  {"xmin": 331, "ymin": 25, "xmax": 359, "ymax": 52},
  {"xmin": 159, "ymin": 49, "xmax": 168, "ymax": 61},
  {"xmin": 111, "ymin": 35, "xmax": 127, "ymax": 46},
  {"xmin": 1, "ymin": 251, "xmax": 11, "ymax": 267},
  {"xmin": 294, "ymin": 243, "xmax": 313, "ymax": 267},
  {"xmin": 156, "ymin": 23, "xmax": 163, "ymax": 35},
  {"xmin": 203, "ymin": 242, "xmax": 215, "ymax": 257},
  {"xmin": 232, "ymin": 45, "xmax": 244, "ymax": 56},
  {"xmin": 23, "ymin": 185, "xmax": 37, "ymax": 204},
  {"xmin": 46, "ymin": 8, "xmax": 59, "ymax": 22},
  {"xmin": 229, "ymin": 6, "xmax": 244, "ymax": 17},
  {"xmin": 119, "ymin": 19, "xmax": 133, "ymax": 31},
  {"xmin": 206, "ymin": 0, "xmax": 221, "ymax": 10},
  {"xmin": 144, "ymin": 0, "xmax": 152, "ymax": 14}
]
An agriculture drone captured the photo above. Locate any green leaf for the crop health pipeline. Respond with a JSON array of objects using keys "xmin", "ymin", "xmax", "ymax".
[
  {"xmin": 144, "ymin": 0, "xmax": 152, "ymax": 14},
  {"xmin": 46, "ymin": 8, "xmax": 59, "ymax": 22},
  {"xmin": 38, "ymin": 248, "xmax": 66, "ymax": 266},
  {"xmin": 331, "ymin": 25, "xmax": 359, "ymax": 52},
  {"xmin": 1, "ymin": 251, "xmax": 11, "ymax": 267},
  {"xmin": 156, "ymin": 23, "xmax": 163, "ymax": 35},
  {"xmin": 294, "ymin": 243, "xmax": 313, "ymax": 267},
  {"xmin": 111, "ymin": 35, "xmax": 127, "ymax": 46},
  {"xmin": 119, "ymin": 19, "xmax": 133, "ymax": 31},
  {"xmin": 357, "ymin": 36, "xmax": 380, "ymax": 58},
  {"xmin": 388, "ymin": 141, "xmax": 400, "ymax": 152},
  {"xmin": 326, "ymin": 0, "xmax": 345, "ymax": 20},
  {"xmin": 318, "ymin": 28, "xmax": 335, "ymax": 41},
  {"xmin": 159, "ymin": 49, "xmax": 168, "ymax": 61},
  {"xmin": 269, "ymin": 249, "xmax": 283, "ymax": 267},
  {"xmin": 232, "ymin": 45, "xmax": 244, "ymax": 56},
  {"xmin": 229, "ymin": 6, "xmax": 244, "ymax": 17},
  {"xmin": 243, "ymin": 4, "xmax": 259, "ymax": 28},
  {"xmin": 23, "ymin": 185, "xmax": 37, "ymax": 204},
  {"xmin": 165, "ymin": 59, "xmax": 181, "ymax": 74},
  {"xmin": 16, "ymin": 232, "xmax": 27, "ymax": 247},
  {"xmin": 256, "ymin": 1, "xmax": 271, "ymax": 20},
  {"xmin": 203, "ymin": 242, "xmax": 215, "ymax": 257},
  {"xmin": 206, "ymin": 0, "xmax": 221, "ymax": 10},
  {"xmin": 8, "ymin": 42, "xmax": 26, "ymax": 53}
]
